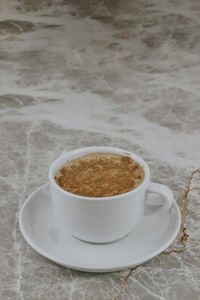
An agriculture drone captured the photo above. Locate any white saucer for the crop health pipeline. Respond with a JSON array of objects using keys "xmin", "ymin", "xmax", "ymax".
[{"xmin": 19, "ymin": 183, "xmax": 181, "ymax": 273}]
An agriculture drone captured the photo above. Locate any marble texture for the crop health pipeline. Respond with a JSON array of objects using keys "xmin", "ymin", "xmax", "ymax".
[{"xmin": 0, "ymin": 0, "xmax": 200, "ymax": 299}]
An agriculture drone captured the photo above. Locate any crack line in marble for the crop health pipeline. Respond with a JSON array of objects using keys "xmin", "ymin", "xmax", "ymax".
[
  {"xmin": 12, "ymin": 122, "xmax": 37, "ymax": 300},
  {"xmin": 113, "ymin": 168, "xmax": 200, "ymax": 300}
]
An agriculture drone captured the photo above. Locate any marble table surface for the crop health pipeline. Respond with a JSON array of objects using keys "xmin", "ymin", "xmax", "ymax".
[{"xmin": 0, "ymin": 0, "xmax": 200, "ymax": 299}]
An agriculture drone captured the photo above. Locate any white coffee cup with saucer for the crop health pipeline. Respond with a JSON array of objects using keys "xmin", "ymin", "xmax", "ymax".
[{"xmin": 19, "ymin": 147, "xmax": 181, "ymax": 272}]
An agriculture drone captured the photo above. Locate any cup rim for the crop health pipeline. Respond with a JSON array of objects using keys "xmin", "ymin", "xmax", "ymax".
[{"xmin": 48, "ymin": 146, "xmax": 150, "ymax": 201}]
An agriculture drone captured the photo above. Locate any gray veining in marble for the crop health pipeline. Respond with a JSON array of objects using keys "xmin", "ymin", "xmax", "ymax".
[{"xmin": 0, "ymin": 0, "xmax": 200, "ymax": 299}]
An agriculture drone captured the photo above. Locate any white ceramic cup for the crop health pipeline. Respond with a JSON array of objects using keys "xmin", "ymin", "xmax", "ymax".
[{"xmin": 49, "ymin": 146, "xmax": 174, "ymax": 243}]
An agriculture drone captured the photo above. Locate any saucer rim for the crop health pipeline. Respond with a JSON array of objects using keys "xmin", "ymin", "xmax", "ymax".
[{"xmin": 19, "ymin": 183, "xmax": 181, "ymax": 273}]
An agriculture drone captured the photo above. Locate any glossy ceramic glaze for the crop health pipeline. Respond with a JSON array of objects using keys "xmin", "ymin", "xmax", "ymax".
[
  {"xmin": 49, "ymin": 147, "xmax": 173, "ymax": 243},
  {"xmin": 19, "ymin": 183, "xmax": 181, "ymax": 272}
]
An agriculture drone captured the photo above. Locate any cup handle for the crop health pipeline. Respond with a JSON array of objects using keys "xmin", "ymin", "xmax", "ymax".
[{"xmin": 145, "ymin": 181, "xmax": 174, "ymax": 215}]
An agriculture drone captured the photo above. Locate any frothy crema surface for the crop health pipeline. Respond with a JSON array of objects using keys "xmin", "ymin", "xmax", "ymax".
[{"xmin": 55, "ymin": 152, "xmax": 145, "ymax": 197}]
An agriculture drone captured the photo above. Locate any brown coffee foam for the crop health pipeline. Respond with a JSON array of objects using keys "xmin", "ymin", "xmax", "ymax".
[{"xmin": 55, "ymin": 152, "xmax": 145, "ymax": 197}]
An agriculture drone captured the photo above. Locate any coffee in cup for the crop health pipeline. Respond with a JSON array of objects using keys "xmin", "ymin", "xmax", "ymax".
[
  {"xmin": 54, "ymin": 152, "xmax": 145, "ymax": 197},
  {"xmin": 49, "ymin": 147, "xmax": 173, "ymax": 243}
]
